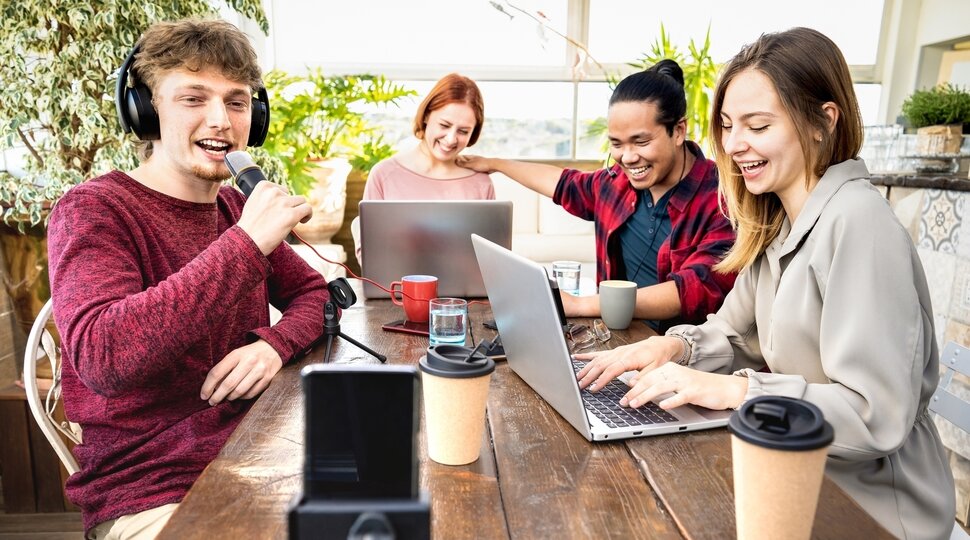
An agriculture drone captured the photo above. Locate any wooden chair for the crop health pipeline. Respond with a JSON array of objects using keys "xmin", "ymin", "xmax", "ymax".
[
  {"xmin": 22, "ymin": 298, "xmax": 80, "ymax": 475},
  {"xmin": 932, "ymin": 341, "xmax": 970, "ymax": 540}
]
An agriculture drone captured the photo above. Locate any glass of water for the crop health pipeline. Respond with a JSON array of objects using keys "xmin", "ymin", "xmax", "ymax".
[
  {"xmin": 552, "ymin": 261, "xmax": 582, "ymax": 295},
  {"xmin": 429, "ymin": 298, "xmax": 468, "ymax": 345}
]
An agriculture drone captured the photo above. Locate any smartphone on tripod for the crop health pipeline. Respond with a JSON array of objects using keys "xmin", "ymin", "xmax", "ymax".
[{"xmin": 300, "ymin": 364, "xmax": 420, "ymax": 499}]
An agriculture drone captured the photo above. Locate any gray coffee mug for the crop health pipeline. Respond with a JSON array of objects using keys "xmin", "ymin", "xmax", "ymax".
[{"xmin": 599, "ymin": 280, "xmax": 637, "ymax": 330}]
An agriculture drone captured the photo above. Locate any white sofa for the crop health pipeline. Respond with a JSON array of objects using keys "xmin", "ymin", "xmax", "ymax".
[{"xmin": 491, "ymin": 172, "xmax": 596, "ymax": 265}]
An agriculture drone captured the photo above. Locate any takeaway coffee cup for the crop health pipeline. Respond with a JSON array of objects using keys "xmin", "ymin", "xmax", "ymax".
[
  {"xmin": 598, "ymin": 280, "xmax": 637, "ymax": 330},
  {"xmin": 728, "ymin": 396, "xmax": 834, "ymax": 540},
  {"xmin": 418, "ymin": 344, "xmax": 496, "ymax": 465},
  {"xmin": 390, "ymin": 275, "xmax": 438, "ymax": 323}
]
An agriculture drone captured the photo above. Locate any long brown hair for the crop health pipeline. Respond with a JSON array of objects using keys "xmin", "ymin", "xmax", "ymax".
[{"xmin": 712, "ymin": 27, "xmax": 863, "ymax": 273}]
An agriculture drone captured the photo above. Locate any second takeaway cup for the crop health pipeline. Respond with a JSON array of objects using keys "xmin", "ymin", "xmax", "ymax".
[
  {"xmin": 418, "ymin": 344, "xmax": 496, "ymax": 465},
  {"xmin": 598, "ymin": 280, "xmax": 637, "ymax": 330},
  {"xmin": 728, "ymin": 396, "xmax": 834, "ymax": 540}
]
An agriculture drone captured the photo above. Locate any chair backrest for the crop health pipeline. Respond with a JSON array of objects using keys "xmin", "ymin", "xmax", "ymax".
[
  {"xmin": 23, "ymin": 298, "xmax": 80, "ymax": 475},
  {"xmin": 932, "ymin": 341, "xmax": 970, "ymax": 433}
]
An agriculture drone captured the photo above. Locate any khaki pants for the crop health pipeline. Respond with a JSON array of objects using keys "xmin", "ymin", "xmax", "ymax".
[{"xmin": 88, "ymin": 503, "xmax": 179, "ymax": 540}]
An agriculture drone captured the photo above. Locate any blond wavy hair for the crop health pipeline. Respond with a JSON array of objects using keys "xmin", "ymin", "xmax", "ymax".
[{"xmin": 711, "ymin": 27, "xmax": 863, "ymax": 273}]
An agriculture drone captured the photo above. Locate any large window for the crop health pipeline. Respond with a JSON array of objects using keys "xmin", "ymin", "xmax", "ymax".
[
  {"xmin": 262, "ymin": 0, "xmax": 889, "ymax": 159},
  {"xmin": 587, "ymin": 1, "xmax": 886, "ymax": 67}
]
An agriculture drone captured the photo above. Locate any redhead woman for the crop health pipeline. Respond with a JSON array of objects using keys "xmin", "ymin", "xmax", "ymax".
[
  {"xmin": 575, "ymin": 28, "xmax": 954, "ymax": 539},
  {"xmin": 363, "ymin": 73, "xmax": 494, "ymax": 200}
]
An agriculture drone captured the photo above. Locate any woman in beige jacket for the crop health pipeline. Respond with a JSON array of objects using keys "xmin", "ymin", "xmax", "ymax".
[{"xmin": 576, "ymin": 27, "xmax": 954, "ymax": 539}]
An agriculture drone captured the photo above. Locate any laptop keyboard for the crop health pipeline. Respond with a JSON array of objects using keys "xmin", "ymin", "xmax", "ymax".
[{"xmin": 572, "ymin": 360, "xmax": 677, "ymax": 428}]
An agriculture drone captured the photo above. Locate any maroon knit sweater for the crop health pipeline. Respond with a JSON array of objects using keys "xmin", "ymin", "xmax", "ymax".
[{"xmin": 46, "ymin": 171, "xmax": 329, "ymax": 533}]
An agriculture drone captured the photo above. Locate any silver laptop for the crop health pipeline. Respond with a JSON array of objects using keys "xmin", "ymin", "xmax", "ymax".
[
  {"xmin": 472, "ymin": 234, "xmax": 731, "ymax": 441},
  {"xmin": 360, "ymin": 201, "xmax": 513, "ymax": 299}
]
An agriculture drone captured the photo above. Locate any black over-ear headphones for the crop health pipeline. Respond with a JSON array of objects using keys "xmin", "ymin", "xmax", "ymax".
[{"xmin": 115, "ymin": 43, "xmax": 270, "ymax": 147}]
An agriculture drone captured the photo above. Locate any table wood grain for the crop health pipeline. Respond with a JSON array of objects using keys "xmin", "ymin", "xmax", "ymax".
[{"xmin": 160, "ymin": 287, "xmax": 891, "ymax": 539}]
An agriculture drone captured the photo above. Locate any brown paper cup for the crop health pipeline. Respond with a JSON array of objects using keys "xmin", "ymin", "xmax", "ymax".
[
  {"xmin": 421, "ymin": 371, "xmax": 492, "ymax": 465},
  {"xmin": 728, "ymin": 396, "xmax": 834, "ymax": 540},
  {"xmin": 731, "ymin": 436, "xmax": 829, "ymax": 540}
]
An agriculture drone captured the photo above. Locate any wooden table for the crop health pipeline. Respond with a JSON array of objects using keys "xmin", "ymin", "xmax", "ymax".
[{"xmin": 159, "ymin": 290, "xmax": 891, "ymax": 539}]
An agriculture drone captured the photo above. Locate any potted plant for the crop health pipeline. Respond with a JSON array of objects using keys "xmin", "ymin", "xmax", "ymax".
[
  {"xmin": 901, "ymin": 83, "xmax": 970, "ymax": 155},
  {"xmin": 630, "ymin": 23, "xmax": 719, "ymax": 149},
  {"xmin": 261, "ymin": 69, "xmax": 414, "ymax": 244},
  {"xmin": 0, "ymin": 1, "xmax": 269, "ymax": 369}
]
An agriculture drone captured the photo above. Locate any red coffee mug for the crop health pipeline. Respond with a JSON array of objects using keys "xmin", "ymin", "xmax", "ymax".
[{"xmin": 390, "ymin": 275, "xmax": 438, "ymax": 323}]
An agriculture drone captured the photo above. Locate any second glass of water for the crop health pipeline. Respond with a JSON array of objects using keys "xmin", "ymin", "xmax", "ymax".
[
  {"xmin": 429, "ymin": 298, "xmax": 467, "ymax": 345},
  {"xmin": 552, "ymin": 261, "xmax": 582, "ymax": 294}
]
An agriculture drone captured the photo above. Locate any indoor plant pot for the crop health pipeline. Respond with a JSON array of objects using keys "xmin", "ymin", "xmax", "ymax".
[
  {"xmin": 292, "ymin": 158, "xmax": 352, "ymax": 244},
  {"xmin": 901, "ymin": 83, "xmax": 970, "ymax": 166}
]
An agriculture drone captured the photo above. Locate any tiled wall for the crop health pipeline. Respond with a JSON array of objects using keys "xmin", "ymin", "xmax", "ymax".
[{"xmin": 889, "ymin": 185, "xmax": 970, "ymax": 522}]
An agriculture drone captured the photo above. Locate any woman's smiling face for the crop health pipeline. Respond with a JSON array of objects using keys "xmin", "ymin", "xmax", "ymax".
[
  {"xmin": 718, "ymin": 68, "xmax": 809, "ymax": 200},
  {"xmin": 421, "ymin": 102, "xmax": 477, "ymax": 162}
]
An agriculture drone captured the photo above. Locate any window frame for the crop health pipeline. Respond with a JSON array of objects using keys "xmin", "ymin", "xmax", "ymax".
[{"xmin": 259, "ymin": 0, "xmax": 892, "ymax": 158}]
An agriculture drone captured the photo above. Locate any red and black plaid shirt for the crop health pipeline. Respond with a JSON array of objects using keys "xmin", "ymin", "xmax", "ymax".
[{"xmin": 553, "ymin": 141, "xmax": 737, "ymax": 329}]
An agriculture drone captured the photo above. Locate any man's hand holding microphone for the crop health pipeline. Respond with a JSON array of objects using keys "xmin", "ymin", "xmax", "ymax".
[
  {"xmin": 225, "ymin": 150, "xmax": 312, "ymax": 256},
  {"xmin": 199, "ymin": 151, "xmax": 314, "ymax": 407}
]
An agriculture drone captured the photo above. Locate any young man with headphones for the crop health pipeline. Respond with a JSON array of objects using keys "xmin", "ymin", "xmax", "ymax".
[{"xmin": 46, "ymin": 18, "xmax": 328, "ymax": 539}]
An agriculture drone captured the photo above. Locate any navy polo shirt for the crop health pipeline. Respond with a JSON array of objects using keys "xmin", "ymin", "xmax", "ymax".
[{"xmin": 617, "ymin": 188, "xmax": 672, "ymax": 288}]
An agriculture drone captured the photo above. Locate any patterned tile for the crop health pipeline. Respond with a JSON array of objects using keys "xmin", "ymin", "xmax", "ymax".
[
  {"xmin": 919, "ymin": 248, "xmax": 957, "ymax": 322},
  {"xmin": 959, "ymin": 194, "xmax": 970, "ymax": 259},
  {"xmin": 918, "ymin": 189, "xmax": 964, "ymax": 253},
  {"xmin": 951, "ymin": 259, "xmax": 970, "ymax": 325},
  {"xmin": 888, "ymin": 188, "xmax": 924, "ymax": 243}
]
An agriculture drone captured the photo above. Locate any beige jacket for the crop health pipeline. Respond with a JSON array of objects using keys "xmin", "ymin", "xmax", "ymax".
[{"xmin": 671, "ymin": 159, "xmax": 954, "ymax": 539}]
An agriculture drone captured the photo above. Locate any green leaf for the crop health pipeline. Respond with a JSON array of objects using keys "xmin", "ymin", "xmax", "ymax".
[{"xmin": 261, "ymin": 67, "xmax": 416, "ymax": 196}]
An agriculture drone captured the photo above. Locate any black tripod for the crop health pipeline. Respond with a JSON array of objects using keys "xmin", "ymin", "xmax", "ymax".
[{"xmin": 316, "ymin": 278, "xmax": 386, "ymax": 363}]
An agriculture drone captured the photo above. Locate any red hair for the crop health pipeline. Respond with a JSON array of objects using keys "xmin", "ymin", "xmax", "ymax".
[{"xmin": 412, "ymin": 73, "xmax": 485, "ymax": 146}]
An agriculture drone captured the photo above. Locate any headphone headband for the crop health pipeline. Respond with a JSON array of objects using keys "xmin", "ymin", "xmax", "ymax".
[{"xmin": 115, "ymin": 43, "xmax": 269, "ymax": 147}]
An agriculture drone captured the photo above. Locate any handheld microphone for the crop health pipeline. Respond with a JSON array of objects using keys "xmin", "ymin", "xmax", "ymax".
[
  {"xmin": 225, "ymin": 150, "xmax": 310, "ymax": 223},
  {"xmin": 224, "ymin": 151, "xmax": 428, "ymax": 303}
]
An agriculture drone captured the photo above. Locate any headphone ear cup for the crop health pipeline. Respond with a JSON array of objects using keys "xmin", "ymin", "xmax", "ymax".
[
  {"xmin": 115, "ymin": 44, "xmax": 160, "ymax": 141},
  {"xmin": 126, "ymin": 84, "xmax": 160, "ymax": 140},
  {"xmin": 247, "ymin": 87, "xmax": 270, "ymax": 147}
]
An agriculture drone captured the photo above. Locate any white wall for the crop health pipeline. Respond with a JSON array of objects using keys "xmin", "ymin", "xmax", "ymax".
[
  {"xmin": 915, "ymin": 0, "xmax": 970, "ymax": 45},
  {"xmin": 883, "ymin": 0, "xmax": 970, "ymax": 124}
]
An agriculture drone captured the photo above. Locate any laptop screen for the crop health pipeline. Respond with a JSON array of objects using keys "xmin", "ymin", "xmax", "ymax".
[{"xmin": 359, "ymin": 200, "xmax": 513, "ymax": 298}]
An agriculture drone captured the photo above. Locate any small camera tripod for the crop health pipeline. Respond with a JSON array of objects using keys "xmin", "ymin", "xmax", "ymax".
[{"xmin": 315, "ymin": 278, "xmax": 386, "ymax": 363}]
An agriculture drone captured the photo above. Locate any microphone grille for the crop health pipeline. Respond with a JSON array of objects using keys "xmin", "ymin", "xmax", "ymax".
[{"xmin": 224, "ymin": 150, "xmax": 256, "ymax": 178}]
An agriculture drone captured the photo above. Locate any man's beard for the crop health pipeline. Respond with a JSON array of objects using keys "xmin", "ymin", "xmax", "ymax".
[{"xmin": 192, "ymin": 163, "xmax": 231, "ymax": 183}]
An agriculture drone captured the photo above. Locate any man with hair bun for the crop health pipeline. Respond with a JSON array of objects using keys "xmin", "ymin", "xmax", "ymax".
[{"xmin": 460, "ymin": 60, "xmax": 736, "ymax": 331}]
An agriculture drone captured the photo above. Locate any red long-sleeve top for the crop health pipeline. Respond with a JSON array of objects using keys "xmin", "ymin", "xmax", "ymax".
[{"xmin": 47, "ymin": 171, "xmax": 328, "ymax": 533}]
